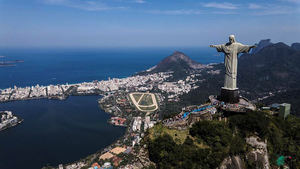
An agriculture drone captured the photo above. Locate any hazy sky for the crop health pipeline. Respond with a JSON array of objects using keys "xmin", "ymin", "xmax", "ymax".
[{"xmin": 1, "ymin": 0, "xmax": 300, "ymax": 47}]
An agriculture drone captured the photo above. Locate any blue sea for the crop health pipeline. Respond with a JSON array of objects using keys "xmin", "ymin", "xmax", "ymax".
[{"xmin": 0, "ymin": 47, "xmax": 222, "ymax": 169}]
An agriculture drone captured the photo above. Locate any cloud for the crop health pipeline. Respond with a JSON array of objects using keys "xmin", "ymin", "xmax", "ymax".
[
  {"xmin": 211, "ymin": 11, "xmax": 237, "ymax": 14},
  {"xmin": 202, "ymin": 2, "xmax": 238, "ymax": 9},
  {"xmin": 148, "ymin": 9, "xmax": 202, "ymax": 15},
  {"xmin": 281, "ymin": 0, "xmax": 300, "ymax": 3},
  {"xmin": 246, "ymin": 2, "xmax": 300, "ymax": 15},
  {"xmin": 251, "ymin": 5, "xmax": 297, "ymax": 15},
  {"xmin": 134, "ymin": 0, "xmax": 146, "ymax": 4},
  {"xmin": 44, "ymin": 0, "xmax": 126, "ymax": 11},
  {"xmin": 248, "ymin": 3, "xmax": 262, "ymax": 9}
]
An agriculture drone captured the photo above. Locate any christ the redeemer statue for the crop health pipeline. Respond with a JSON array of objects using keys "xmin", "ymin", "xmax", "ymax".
[{"xmin": 210, "ymin": 35, "xmax": 256, "ymax": 103}]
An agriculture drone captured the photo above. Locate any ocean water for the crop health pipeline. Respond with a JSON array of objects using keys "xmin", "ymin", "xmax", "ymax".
[
  {"xmin": 0, "ymin": 47, "xmax": 222, "ymax": 88},
  {"xmin": 0, "ymin": 47, "xmax": 222, "ymax": 169}
]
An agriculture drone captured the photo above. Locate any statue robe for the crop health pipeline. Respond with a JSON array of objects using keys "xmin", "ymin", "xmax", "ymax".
[{"xmin": 215, "ymin": 42, "xmax": 252, "ymax": 90}]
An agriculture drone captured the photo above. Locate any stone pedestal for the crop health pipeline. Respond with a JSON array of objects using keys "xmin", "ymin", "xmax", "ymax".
[{"xmin": 219, "ymin": 88, "xmax": 239, "ymax": 103}]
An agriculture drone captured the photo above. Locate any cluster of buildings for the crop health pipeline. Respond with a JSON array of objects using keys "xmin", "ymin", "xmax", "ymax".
[
  {"xmin": 96, "ymin": 90, "xmax": 159, "ymax": 169},
  {"xmin": 0, "ymin": 84, "xmax": 65, "ymax": 102},
  {"xmin": 207, "ymin": 69, "xmax": 221, "ymax": 75},
  {"xmin": 98, "ymin": 100, "xmax": 158, "ymax": 168},
  {"xmin": 0, "ymin": 111, "xmax": 22, "ymax": 131},
  {"xmin": 144, "ymin": 116, "xmax": 155, "ymax": 131},
  {"xmin": 99, "ymin": 91, "xmax": 133, "ymax": 118},
  {"xmin": 30, "ymin": 84, "xmax": 47, "ymax": 97},
  {"xmin": 158, "ymin": 74, "xmax": 204, "ymax": 101},
  {"xmin": 132, "ymin": 117, "xmax": 142, "ymax": 132},
  {"xmin": 95, "ymin": 143, "xmax": 152, "ymax": 169},
  {"xmin": 132, "ymin": 116, "xmax": 156, "ymax": 133},
  {"xmin": 47, "ymin": 85, "xmax": 64, "ymax": 96},
  {"xmin": 0, "ymin": 72, "xmax": 173, "ymax": 102},
  {"xmin": 60, "ymin": 146, "xmax": 131, "ymax": 169},
  {"xmin": 261, "ymin": 103, "xmax": 291, "ymax": 119},
  {"xmin": 89, "ymin": 72, "xmax": 171, "ymax": 93},
  {"xmin": 10, "ymin": 86, "xmax": 31, "ymax": 100},
  {"xmin": 89, "ymin": 162, "xmax": 113, "ymax": 169},
  {"xmin": 131, "ymin": 116, "xmax": 156, "ymax": 146},
  {"xmin": 0, "ymin": 70, "xmax": 207, "ymax": 104},
  {"xmin": 62, "ymin": 162, "xmax": 85, "ymax": 169},
  {"xmin": 95, "ymin": 145, "xmax": 134, "ymax": 168},
  {"xmin": 110, "ymin": 117, "xmax": 126, "ymax": 126},
  {"xmin": 158, "ymin": 82, "xmax": 192, "ymax": 98}
]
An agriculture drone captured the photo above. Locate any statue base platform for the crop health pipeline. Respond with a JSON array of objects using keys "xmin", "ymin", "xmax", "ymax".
[
  {"xmin": 219, "ymin": 88, "xmax": 239, "ymax": 103},
  {"xmin": 209, "ymin": 95, "xmax": 256, "ymax": 113}
]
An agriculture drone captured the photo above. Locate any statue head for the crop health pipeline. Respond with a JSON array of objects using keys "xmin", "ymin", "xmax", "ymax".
[{"xmin": 229, "ymin": 35, "xmax": 236, "ymax": 44}]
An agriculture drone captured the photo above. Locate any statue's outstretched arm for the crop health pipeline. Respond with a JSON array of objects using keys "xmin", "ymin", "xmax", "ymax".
[{"xmin": 210, "ymin": 44, "xmax": 223, "ymax": 53}]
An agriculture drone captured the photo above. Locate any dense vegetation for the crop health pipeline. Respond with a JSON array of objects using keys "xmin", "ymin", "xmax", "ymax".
[{"xmin": 147, "ymin": 111, "xmax": 300, "ymax": 168}]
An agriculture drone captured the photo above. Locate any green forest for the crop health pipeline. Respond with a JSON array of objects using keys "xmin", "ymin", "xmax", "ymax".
[{"xmin": 146, "ymin": 111, "xmax": 300, "ymax": 169}]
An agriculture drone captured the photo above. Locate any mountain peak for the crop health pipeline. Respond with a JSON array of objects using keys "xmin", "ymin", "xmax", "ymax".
[
  {"xmin": 157, "ymin": 51, "xmax": 204, "ymax": 70},
  {"xmin": 173, "ymin": 51, "xmax": 184, "ymax": 55},
  {"xmin": 291, "ymin": 43, "xmax": 300, "ymax": 51},
  {"xmin": 164, "ymin": 51, "xmax": 197, "ymax": 64},
  {"xmin": 251, "ymin": 39, "xmax": 273, "ymax": 54},
  {"xmin": 142, "ymin": 51, "xmax": 205, "ymax": 78},
  {"xmin": 273, "ymin": 42, "xmax": 289, "ymax": 47}
]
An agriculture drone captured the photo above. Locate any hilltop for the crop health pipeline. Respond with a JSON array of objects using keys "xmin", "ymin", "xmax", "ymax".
[{"xmin": 139, "ymin": 51, "xmax": 207, "ymax": 79}]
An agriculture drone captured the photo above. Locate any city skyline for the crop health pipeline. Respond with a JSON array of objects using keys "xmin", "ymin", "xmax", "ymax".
[{"xmin": 1, "ymin": 0, "xmax": 300, "ymax": 48}]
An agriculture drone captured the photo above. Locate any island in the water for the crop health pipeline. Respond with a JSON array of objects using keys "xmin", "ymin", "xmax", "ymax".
[{"xmin": 0, "ymin": 111, "xmax": 23, "ymax": 131}]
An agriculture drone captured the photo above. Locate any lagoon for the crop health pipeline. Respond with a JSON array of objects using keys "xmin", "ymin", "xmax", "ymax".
[{"xmin": 0, "ymin": 96, "xmax": 125, "ymax": 169}]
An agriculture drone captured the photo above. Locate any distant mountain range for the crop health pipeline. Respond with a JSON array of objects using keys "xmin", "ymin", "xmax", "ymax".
[
  {"xmin": 237, "ymin": 40, "xmax": 300, "ymax": 114},
  {"xmin": 238, "ymin": 41, "xmax": 300, "ymax": 94},
  {"xmin": 142, "ymin": 39, "xmax": 300, "ymax": 115}
]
